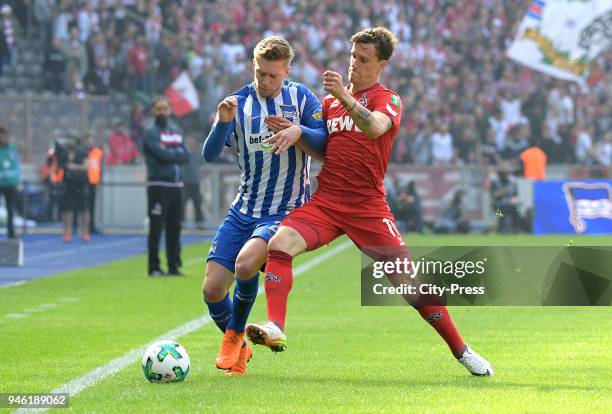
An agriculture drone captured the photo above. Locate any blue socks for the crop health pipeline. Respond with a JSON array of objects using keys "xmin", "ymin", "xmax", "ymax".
[
  {"xmin": 227, "ymin": 274, "xmax": 260, "ymax": 333},
  {"xmin": 205, "ymin": 293, "xmax": 232, "ymax": 333}
]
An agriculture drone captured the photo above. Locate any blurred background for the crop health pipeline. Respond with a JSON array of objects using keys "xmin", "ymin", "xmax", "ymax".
[{"xmin": 0, "ymin": 0, "xmax": 610, "ymax": 235}]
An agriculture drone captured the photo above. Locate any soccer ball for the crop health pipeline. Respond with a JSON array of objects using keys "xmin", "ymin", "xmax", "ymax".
[{"xmin": 142, "ymin": 340, "xmax": 190, "ymax": 383}]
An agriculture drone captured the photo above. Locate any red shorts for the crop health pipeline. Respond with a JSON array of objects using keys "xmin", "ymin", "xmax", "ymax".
[{"xmin": 282, "ymin": 194, "xmax": 407, "ymax": 258}]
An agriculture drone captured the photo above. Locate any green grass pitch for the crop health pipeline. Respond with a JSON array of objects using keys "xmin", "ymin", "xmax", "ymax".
[{"xmin": 1, "ymin": 235, "xmax": 611, "ymax": 413}]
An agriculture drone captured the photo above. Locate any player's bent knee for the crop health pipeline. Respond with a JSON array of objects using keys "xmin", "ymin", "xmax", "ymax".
[
  {"xmin": 268, "ymin": 226, "xmax": 306, "ymax": 256},
  {"xmin": 202, "ymin": 278, "xmax": 227, "ymax": 303},
  {"xmin": 234, "ymin": 258, "xmax": 260, "ymax": 280},
  {"xmin": 203, "ymin": 262, "xmax": 232, "ymax": 302}
]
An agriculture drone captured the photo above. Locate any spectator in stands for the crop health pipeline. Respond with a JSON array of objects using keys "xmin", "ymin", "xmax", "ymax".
[
  {"xmin": 84, "ymin": 56, "xmax": 111, "ymax": 95},
  {"xmin": 500, "ymin": 90, "xmax": 523, "ymax": 126},
  {"xmin": 154, "ymin": 34, "xmax": 180, "ymax": 90},
  {"xmin": 540, "ymin": 124, "xmax": 563, "ymax": 164},
  {"xmin": 489, "ymin": 106, "xmax": 511, "ymax": 151},
  {"xmin": 128, "ymin": 34, "xmax": 150, "ymax": 94},
  {"xmin": 1, "ymin": 4, "xmax": 16, "ymax": 70},
  {"xmin": 455, "ymin": 125, "xmax": 480, "ymax": 164},
  {"xmin": 33, "ymin": 0, "xmax": 55, "ymax": 42},
  {"xmin": 68, "ymin": 66, "xmax": 85, "ymax": 98},
  {"xmin": 394, "ymin": 181, "xmax": 424, "ymax": 234},
  {"xmin": 78, "ymin": 0, "xmax": 99, "ymax": 43},
  {"xmin": 574, "ymin": 124, "xmax": 596, "ymax": 164},
  {"xmin": 409, "ymin": 123, "xmax": 432, "ymax": 165},
  {"xmin": 86, "ymin": 32, "xmax": 109, "ymax": 71},
  {"xmin": 0, "ymin": 7, "xmax": 6, "ymax": 78},
  {"xmin": 0, "ymin": 126, "xmax": 20, "ymax": 239},
  {"xmin": 502, "ymin": 124, "xmax": 529, "ymax": 161},
  {"xmin": 595, "ymin": 131, "xmax": 612, "ymax": 167},
  {"xmin": 106, "ymin": 121, "xmax": 140, "ymax": 165},
  {"xmin": 61, "ymin": 25, "xmax": 88, "ymax": 81},
  {"xmin": 490, "ymin": 162, "xmax": 520, "ymax": 233},
  {"xmin": 43, "ymin": 38, "xmax": 67, "ymax": 93},
  {"xmin": 431, "ymin": 122, "xmax": 455, "ymax": 164},
  {"xmin": 130, "ymin": 101, "xmax": 146, "ymax": 147},
  {"xmin": 434, "ymin": 190, "xmax": 470, "ymax": 234},
  {"xmin": 481, "ymin": 129, "xmax": 501, "ymax": 166},
  {"xmin": 53, "ymin": 1, "xmax": 72, "ymax": 43}
]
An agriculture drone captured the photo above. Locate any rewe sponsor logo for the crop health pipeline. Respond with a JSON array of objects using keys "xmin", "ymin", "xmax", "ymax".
[{"xmin": 327, "ymin": 116, "xmax": 362, "ymax": 133}]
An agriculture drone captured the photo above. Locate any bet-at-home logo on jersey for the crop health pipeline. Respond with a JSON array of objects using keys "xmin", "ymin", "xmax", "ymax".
[{"xmin": 249, "ymin": 131, "xmax": 274, "ymax": 150}]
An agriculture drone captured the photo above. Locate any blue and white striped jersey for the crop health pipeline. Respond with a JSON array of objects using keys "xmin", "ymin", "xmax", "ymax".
[{"xmin": 220, "ymin": 81, "xmax": 325, "ymax": 218}]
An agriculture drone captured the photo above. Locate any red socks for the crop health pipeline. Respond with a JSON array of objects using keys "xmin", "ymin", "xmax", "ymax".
[
  {"xmin": 264, "ymin": 250, "xmax": 294, "ymax": 331},
  {"xmin": 417, "ymin": 305, "xmax": 466, "ymax": 358}
]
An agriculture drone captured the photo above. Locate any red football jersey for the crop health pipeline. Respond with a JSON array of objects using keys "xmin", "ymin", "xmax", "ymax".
[{"xmin": 316, "ymin": 83, "xmax": 402, "ymax": 205}]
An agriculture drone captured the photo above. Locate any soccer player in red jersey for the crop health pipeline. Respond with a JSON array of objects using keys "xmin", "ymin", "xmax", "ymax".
[{"xmin": 247, "ymin": 27, "xmax": 494, "ymax": 376}]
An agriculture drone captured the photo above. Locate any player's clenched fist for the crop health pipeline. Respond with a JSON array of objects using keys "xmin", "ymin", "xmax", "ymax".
[
  {"xmin": 217, "ymin": 96, "xmax": 238, "ymax": 122},
  {"xmin": 323, "ymin": 71, "xmax": 346, "ymax": 99}
]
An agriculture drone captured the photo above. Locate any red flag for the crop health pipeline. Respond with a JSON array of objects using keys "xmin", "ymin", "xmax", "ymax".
[{"xmin": 165, "ymin": 71, "xmax": 200, "ymax": 117}]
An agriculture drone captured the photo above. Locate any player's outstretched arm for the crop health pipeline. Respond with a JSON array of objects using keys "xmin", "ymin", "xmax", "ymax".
[
  {"xmin": 323, "ymin": 71, "xmax": 392, "ymax": 140},
  {"xmin": 202, "ymin": 96, "xmax": 237, "ymax": 162}
]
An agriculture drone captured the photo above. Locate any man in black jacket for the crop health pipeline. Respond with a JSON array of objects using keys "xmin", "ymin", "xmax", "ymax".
[{"xmin": 143, "ymin": 96, "xmax": 189, "ymax": 276}]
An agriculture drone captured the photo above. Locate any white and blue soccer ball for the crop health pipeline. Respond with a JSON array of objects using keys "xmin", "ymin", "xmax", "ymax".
[{"xmin": 142, "ymin": 340, "xmax": 190, "ymax": 383}]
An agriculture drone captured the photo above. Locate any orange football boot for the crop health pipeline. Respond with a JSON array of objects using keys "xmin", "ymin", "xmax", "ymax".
[
  {"xmin": 215, "ymin": 329, "xmax": 244, "ymax": 369},
  {"xmin": 225, "ymin": 340, "xmax": 253, "ymax": 376}
]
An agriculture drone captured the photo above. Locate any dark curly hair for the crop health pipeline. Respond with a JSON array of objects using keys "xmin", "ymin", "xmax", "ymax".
[{"xmin": 351, "ymin": 27, "xmax": 398, "ymax": 61}]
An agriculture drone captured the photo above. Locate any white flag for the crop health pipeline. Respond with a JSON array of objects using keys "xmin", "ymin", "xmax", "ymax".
[
  {"xmin": 507, "ymin": 0, "xmax": 612, "ymax": 85},
  {"xmin": 165, "ymin": 71, "xmax": 200, "ymax": 117}
]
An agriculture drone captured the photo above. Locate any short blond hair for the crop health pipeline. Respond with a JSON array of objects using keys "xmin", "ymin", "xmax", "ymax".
[
  {"xmin": 351, "ymin": 27, "xmax": 398, "ymax": 61},
  {"xmin": 253, "ymin": 36, "xmax": 294, "ymax": 64}
]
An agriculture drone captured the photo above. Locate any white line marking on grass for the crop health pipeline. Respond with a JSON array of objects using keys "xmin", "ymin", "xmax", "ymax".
[
  {"xmin": 14, "ymin": 241, "xmax": 352, "ymax": 414},
  {"xmin": 5, "ymin": 299, "xmax": 78, "ymax": 320},
  {"xmin": 0, "ymin": 280, "xmax": 25, "ymax": 289}
]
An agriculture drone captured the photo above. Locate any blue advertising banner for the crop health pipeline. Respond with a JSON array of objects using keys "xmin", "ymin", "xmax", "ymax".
[{"xmin": 534, "ymin": 180, "xmax": 612, "ymax": 235}]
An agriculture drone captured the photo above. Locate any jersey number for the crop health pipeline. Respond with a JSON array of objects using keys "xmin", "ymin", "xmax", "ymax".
[{"xmin": 382, "ymin": 218, "xmax": 402, "ymax": 241}]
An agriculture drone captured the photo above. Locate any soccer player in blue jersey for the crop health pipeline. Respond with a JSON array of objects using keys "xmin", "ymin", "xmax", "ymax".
[{"xmin": 201, "ymin": 36, "xmax": 327, "ymax": 376}]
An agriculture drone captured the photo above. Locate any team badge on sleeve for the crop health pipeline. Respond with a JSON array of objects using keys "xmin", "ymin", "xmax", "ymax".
[
  {"xmin": 358, "ymin": 93, "xmax": 368, "ymax": 107},
  {"xmin": 391, "ymin": 95, "xmax": 400, "ymax": 108}
]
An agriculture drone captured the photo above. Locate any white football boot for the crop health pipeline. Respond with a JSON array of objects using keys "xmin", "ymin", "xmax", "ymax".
[
  {"xmin": 245, "ymin": 321, "xmax": 287, "ymax": 352},
  {"xmin": 457, "ymin": 347, "xmax": 495, "ymax": 376}
]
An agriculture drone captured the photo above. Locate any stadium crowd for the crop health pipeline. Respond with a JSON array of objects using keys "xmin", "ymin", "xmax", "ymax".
[{"xmin": 1, "ymin": 0, "xmax": 611, "ymax": 167}]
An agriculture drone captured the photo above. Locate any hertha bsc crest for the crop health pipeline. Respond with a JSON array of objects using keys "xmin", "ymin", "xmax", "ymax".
[{"xmin": 280, "ymin": 104, "xmax": 299, "ymax": 125}]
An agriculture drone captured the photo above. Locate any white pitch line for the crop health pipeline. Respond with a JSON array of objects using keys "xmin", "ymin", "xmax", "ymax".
[
  {"xmin": 0, "ymin": 280, "xmax": 25, "ymax": 290},
  {"xmin": 15, "ymin": 240, "xmax": 352, "ymax": 414}
]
